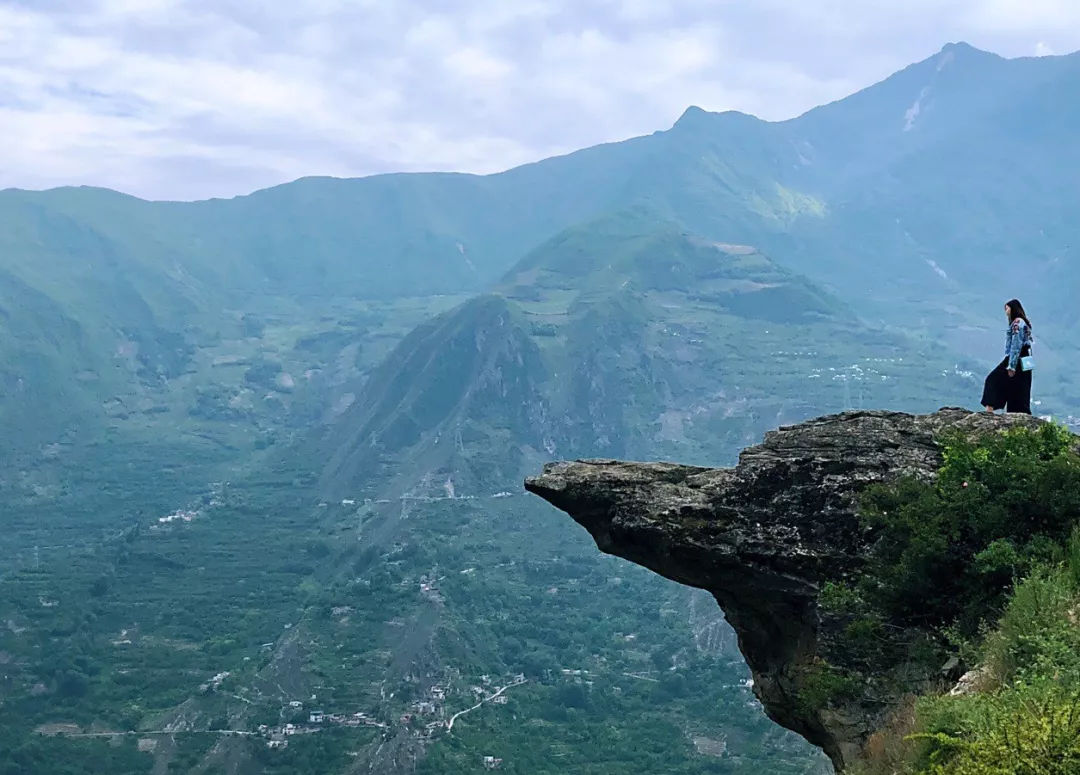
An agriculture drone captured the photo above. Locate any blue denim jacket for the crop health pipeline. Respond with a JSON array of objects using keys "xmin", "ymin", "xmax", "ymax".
[{"xmin": 1005, "ymin": 319, "xmax": 1032, "ymax": 371}]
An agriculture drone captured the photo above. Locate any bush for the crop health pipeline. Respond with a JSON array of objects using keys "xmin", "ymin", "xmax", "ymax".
[
  {"xmin": 858, "ymin": 550, "xmax": 1080, "ymax": 775},
  {"xmin": 848, "ymin": 424, "xmax": 1080, "ymax": 775},
  {"xmin": 819, "ymin": 580, "xmax": 865, "ymax": 614},
  {"xmin": 859, "ymin": 423, "xmax": 1080, "ymax": 634},
  {"xmin": 796, "ymin": 659, "xmax": 861, "ymax": 713},
  {"xmin": 913, "ymin": 679, "xmax": 1080, "ymax": 775},
  {"xmin": 980, "ymin": 565, "xmax": 1080, "ymax": 684}
]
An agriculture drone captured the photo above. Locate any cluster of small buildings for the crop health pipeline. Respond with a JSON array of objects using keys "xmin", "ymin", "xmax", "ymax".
[
  {"xmin": 561, "ymin": 668, "xmax": 595, "ymax": 686},
  {"xmin": 264, "ymin": 673, "xmax": 525, "ymax": 751},
  {"xmin": 156, "ymin": 509, "xmax": 200, "ymax": 525},
  {"xmin": 402, "ymin": 696, "xmax": 442, "ymax": 728},
  {"xmin": 304, "ymin": 709, "xmax": 384, "ymax": 729},
  {"xmin": 260, "ymin": 723, "xmax": 306, "ymax": 749},
  {"xmin": 403, "ymin": 682, "xmax": 452, "ymax": 734},
  {"xmin": 464, "ymin": 682, "xmax": 508, "ymax": 703},
  {"xmin": 260, "ymin": 706, "xmax": 387, "ymax": 748},
  {"xmin": 418, "ymin": 574, "xmax": 444, "ymax": 603},
  {"xmin": 198, "ymin": 671, "xmax": 230, "ymax": 694}
]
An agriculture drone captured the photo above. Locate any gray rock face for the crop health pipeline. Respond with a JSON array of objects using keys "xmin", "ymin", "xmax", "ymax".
[{"xmin": 524, "ymin": 408, "xmax": 1043, "ymax": 771}]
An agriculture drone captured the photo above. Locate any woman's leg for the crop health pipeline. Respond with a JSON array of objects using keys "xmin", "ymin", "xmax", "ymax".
[
  {"xmin": 1006, "ymin": 368, "xmax": 1033, "ymax": 414},
  {"xmin": 981, "ymin": 359, "xmax": 1009, "ymax": 411}
]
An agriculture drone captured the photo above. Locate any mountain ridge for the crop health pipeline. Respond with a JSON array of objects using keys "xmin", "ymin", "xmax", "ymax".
[
  {"xmin": 4, "ymin": 38, "xmax": 1079, "ymax": 466},
  {"xmin": 7, "ymin": 43, "xmax": 1076, "ymax": 205}
]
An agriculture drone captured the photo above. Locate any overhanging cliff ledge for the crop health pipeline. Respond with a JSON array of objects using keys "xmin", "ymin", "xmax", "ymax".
[{"xmin": 524, "ymin": 408, "xmax": 1043, "ymax": 771}]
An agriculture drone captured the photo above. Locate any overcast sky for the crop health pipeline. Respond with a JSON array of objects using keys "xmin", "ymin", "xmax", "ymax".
[{"xmin": 1, "ymin": 0, "xmax": 1078, "ymax": 200}]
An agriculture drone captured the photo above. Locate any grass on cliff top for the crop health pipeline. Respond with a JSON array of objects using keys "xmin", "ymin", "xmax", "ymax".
[{"xmin": 846, "ymin": 424, "xmax": 1080, "ymax": 775}]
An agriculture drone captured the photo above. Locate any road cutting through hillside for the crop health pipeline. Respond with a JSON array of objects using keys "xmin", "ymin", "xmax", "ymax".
[{"xmin": 445, "ymin": 678, "xmax": 527, "ymax": 733}]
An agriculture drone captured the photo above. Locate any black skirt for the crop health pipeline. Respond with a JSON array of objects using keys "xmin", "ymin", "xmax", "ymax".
[{"xmin": 981, "ymin": 349, "xmax": 1032, "ymax": 414}]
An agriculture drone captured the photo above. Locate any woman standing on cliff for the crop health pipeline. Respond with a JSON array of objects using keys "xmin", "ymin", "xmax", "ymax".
[{"xmin": 981, "ymin": 299, "xmax": 1033, "ymax": 414}]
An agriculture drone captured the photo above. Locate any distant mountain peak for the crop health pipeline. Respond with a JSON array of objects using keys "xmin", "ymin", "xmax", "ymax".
[
  {"xmin": 672, "ymin": 104, "xmax": 762, "ymax": 130},
  {"xmin": 933, "ymin": 40, "xmax": 1003, "ymax": 65},
  {"xmin": 675, "ymin": 105, "xmax": 709, "ymax": 124},
  {"xmin": 940, "ymin": 41, "xmax": 979, "ymax": 54}
]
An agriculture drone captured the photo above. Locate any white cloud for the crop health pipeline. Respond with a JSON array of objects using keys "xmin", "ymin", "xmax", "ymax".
[
  {"xmin": 444, "ymin": 47, "xmax": 516, "ymax": 80},
  {"xmin": 0, "ymin": 0, "xmax": 1077, "ymax": 200},
  {"xmin": 967, "ymin": 0, "xmax": 1080, "ymax": 32}
]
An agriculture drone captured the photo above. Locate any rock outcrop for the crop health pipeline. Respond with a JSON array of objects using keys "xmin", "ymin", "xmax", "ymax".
[{"xmin": 524, "ymin": 408, "xmax": 1042, "ymax": 771}]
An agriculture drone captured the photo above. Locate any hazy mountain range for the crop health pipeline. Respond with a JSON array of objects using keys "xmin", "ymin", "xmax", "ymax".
[{"xmin": 0, "ymin": 42, "xmax": 1077, "ymax": 774}]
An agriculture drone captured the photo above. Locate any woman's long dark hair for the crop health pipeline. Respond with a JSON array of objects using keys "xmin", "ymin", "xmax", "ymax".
[{"xmin": 1006, "ymin": 298, "xmax": 1032, "ymax": 331}]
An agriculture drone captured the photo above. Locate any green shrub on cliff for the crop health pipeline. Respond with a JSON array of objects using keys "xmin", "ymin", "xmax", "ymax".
[
  {"xmin": 796, "ymin": 659, "xmax": 862, "ymax": 714},
  {"xmin": 859, "ymin": 423, "xmax": 1080, "ymax": 634},
  {"xmin": 854, "ymin": 508, "xmax": 1080, "ymax": 774},
  {"xmin": 914, "ymin": 682, "xmax": 1080, "ymax": 775},
  {"xmin": 812, "ymin": 425, "xmax": 1080, "ymax": 742},
  {"xmin": 909, "ymin": 552, "xmax": 1080, "ymax": 775}
]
